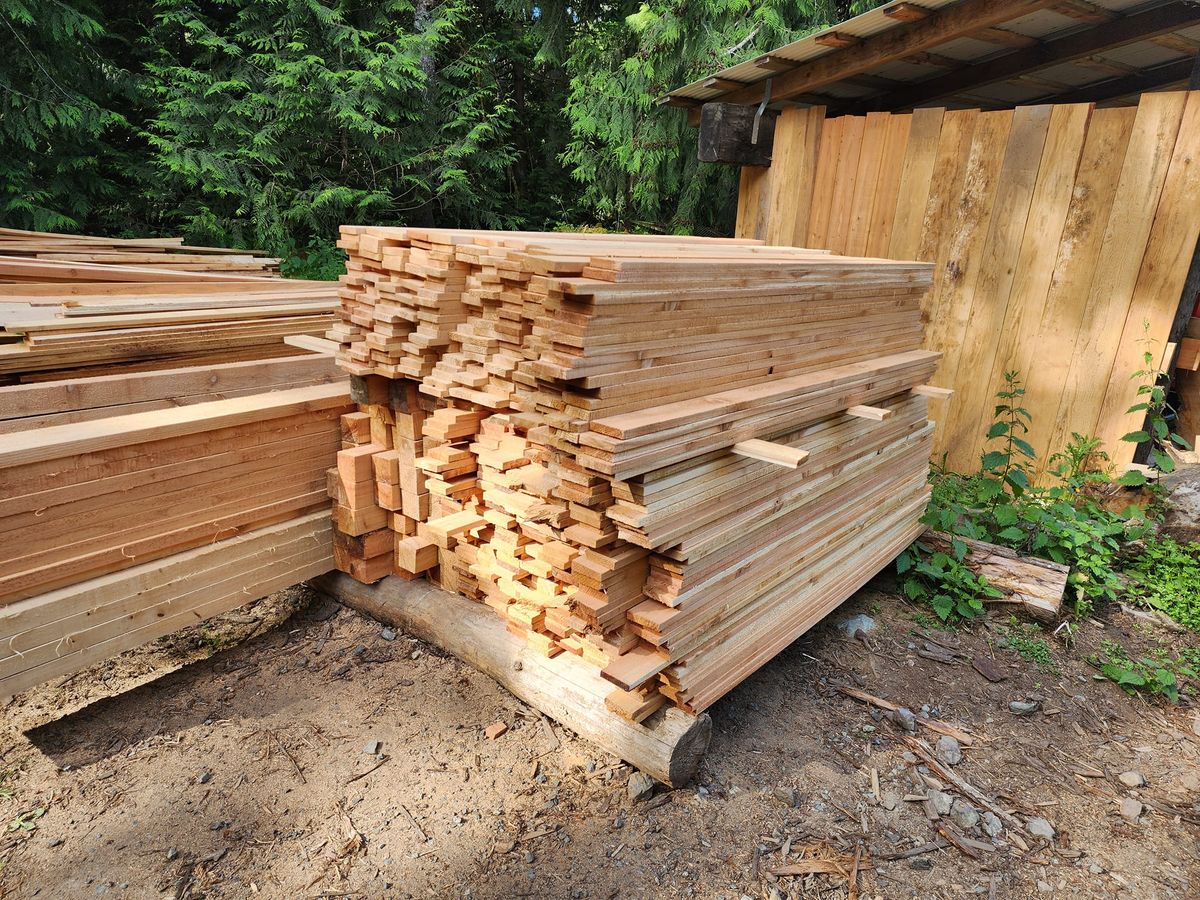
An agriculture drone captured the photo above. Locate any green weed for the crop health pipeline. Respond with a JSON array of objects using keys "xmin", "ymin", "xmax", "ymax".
[{"xmin": 1122, "ymin": 536, "xmax": 1200, "ymax": 631}]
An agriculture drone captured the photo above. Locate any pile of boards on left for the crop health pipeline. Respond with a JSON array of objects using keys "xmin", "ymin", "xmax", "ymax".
[
  {"xmin": 0, "ymin": 228, "xmax": 352, "ymax": 696},
  {"xmin": 0, "ymin": 227, "xmax": 336, "ymax": 383}
]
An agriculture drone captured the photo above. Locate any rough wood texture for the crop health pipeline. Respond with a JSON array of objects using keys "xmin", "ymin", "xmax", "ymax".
[
  {"xmin": 313, "ymin": 571, "xmax": 712, "ymax": 786},
  {"xmin": 923, "ymin": 530, "xmax": 1067, "ymax": 621},
  {"xmin": 737, "ymin": 92, "xmax": 1200, "ymax": 475}
]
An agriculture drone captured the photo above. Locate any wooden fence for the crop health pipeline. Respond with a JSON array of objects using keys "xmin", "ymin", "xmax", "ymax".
[{"xmin": 737, "ymin": 92, "xmax": 1200, "ymax": 474}]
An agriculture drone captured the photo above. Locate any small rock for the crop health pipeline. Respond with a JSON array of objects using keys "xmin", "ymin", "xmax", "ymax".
[
  {"xmin": 380, "ymin": 627, "xmax": 396, "ymax": 641},
  {"xmin": 166, "ymin": 848, "xmax": 178, "ymax": 861},
  {"xmin": 936, "ymin": 735, "xmax": 963, "ymax": 766},
  {"xmin": 1010, "ymin": 700, "xmax": 1040, "ymax": 716},
  {"xmin": 950, "ymin": 799, "xmax": 980, "ymax": 830},
  {"xmin": 410, "ymin": 649, "xmax": 422, "ymax": 660},
  {"xmin": 1118, "ymin": 771, "xmax": 1145, "ymax": 788},
  {"xmin": 893, "ymin": 707, "xmax": 918, "ymax": 733},
  {"xmin": 1119, "ymin": 797, "xmax": 1142, "ymax": 823},
  {"xmin": 484, "ymin": 722, "xmax": 508, "ymax": 740},
  {"xmin": 47, "ymin": 838, "xmax": 63, "ymax": 848},
  {"xmin": 1037, "ymin": 880, "xmax": 1053, "ymax": 893},
  {"xmin": 981, "ymin": 811, "xmax": 1004, "ymax": 838},
  {"xmin": 627, "ymin": 771, "xmax": 655, "ymax": 802},
  {"xmin": 861, "ymin": 724, "xmax": 876, "ymax": 733},
  {"xmin": 363, "ymin": 740, "xmax": 381, "ymax": 755},
  {"xmin": 838, "ymin": 614, "xmax": 876, "ymax": 637},
  {"xmin": 196, "ymin": 771, "xmax": 212, "ymax": 785},
  {"xmin": 1181, "ymin": 771, "xmax": 1200, "ymax": 792},
  {"xmin": 910, "ymin": 857, "xmax": 933, "ymax": 870},
  {"xmin": 1088, "ymin": 863, "xmax": 1106, "ymax": 875},
  {"xmin": 352, "ymin": 645, "xmax": 367, "ymax": 657},
  {"xmin": 1026, "ymin": 817, "xmax": 1056, "ymax": 839},
  {"xmin": 880, "ymin": 793, "xmax": 899, "ymax": 812},
  {"xmin": 928, "ymin": 789, "xmax": 954, "ymax": 816}
]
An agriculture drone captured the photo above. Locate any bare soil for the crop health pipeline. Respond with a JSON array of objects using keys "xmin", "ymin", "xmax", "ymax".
[{"xmin": 1, "ymin": 579, "xmax": 1198, "ymax": 900}]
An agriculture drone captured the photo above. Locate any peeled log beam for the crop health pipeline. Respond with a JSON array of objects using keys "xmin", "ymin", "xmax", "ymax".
[
  {"xmin": 923, "ymin": 530, "xmax": 1066, "ymax": 621},
  {"xmin": 311, "ymin": 572, "xmax": 712, "ymax": 786}
]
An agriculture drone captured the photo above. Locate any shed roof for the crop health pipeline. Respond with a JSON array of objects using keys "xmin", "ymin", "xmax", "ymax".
[{"xmin": 661, "ymin": 0, "xmax": 1200, "ymax": 115}]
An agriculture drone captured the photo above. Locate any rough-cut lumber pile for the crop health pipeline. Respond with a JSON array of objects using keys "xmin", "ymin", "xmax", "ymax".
[
  {"xmin": 0, "ymin": 227, "xmax": 281, "ymax": 276},
  {"xmin": 0, "ymin": 383, "xmax": 353, "ymax": 606},
  {"xmin": 0, "ymin": 353, "xmax": 344, "ymax": 433},
  {"xmin": 0, "ymin": 513, "xmax": 334, "ymax": 697},
  {"xmin": 0, "ymin": 262, "xmax": 337, "ymax": 381},
  {"xmin": 326, "ymin": 227, "xmax": 936, "ymax": 717}
]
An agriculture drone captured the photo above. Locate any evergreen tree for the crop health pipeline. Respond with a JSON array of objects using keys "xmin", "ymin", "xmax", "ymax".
[{"xmin": 560, "ymin": 1, "xmax": 876, "ymax": 235}]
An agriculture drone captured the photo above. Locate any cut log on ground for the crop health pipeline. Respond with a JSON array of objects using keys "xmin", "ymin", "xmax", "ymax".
[
  {"xmin": 313, "ymin": 571, "xmax": 712, "ymax": 786},
  {"xmin": 923, "ymin": 530, "xmax": 1067, "ymax": 621}
]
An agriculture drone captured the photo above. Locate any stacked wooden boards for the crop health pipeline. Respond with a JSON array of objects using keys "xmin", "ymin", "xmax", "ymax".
[
  {"xmin": 0, "ymin": 380, "xmax": 354, "ymax": 694},
  {"xmin": 0, "ymin": 266, "xmax": 337, "ymax": 382},
  {"xmin": 736, "ymin": 92, "xmax": 1200, "ymax": 475},
  {"xmin": 0, "ymin": 227, "xmax": 280, "ymax": 276},
  {"xmin": 326, "ymin": 227, "xmax": 937, "ymax": 715}
]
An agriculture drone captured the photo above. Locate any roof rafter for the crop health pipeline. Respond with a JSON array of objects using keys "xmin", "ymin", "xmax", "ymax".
[
  {"xmin": 690, "ymin": 0, "xmax": 1060, "ymax": 106},
  {"xmin": 838, "ymin": 1, "xmax": 1200, "ymax": 114}
]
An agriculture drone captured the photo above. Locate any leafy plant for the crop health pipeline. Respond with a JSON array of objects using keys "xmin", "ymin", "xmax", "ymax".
[
  {"xmin": 1122, "ymin": 536, "xmax": 1200, "ymax": 631},
  {"xmin": 897, "ymin": 538, "xmax": 1001, "ymax": 621},
  {"xmin": 898, "ymin": 376, "xmax": 1151, "ymax": 622},
  {"xmin": 1120, "ymin": 327, "xmax": 1190, "ymax": 487},
  {"xmin": 1089, "ymin": 639, "xmax": 1196, "ymax": 704},
  {"xmin": 5, "ymin": 807, "xmax": 45, "ymax": 834}
]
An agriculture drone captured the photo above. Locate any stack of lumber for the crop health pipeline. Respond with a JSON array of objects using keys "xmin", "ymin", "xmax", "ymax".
[
  {"xmin": 0, "ymin": 227, "xmax": 280, "ymax": 276},
  {"xmin": 0, "ymin": 383, "xmax": 352, "ymax": 605},
  {"xmin": 0, "ymin": 353, "xmax": 344, "ymax": 433},
  {"xmin": 326, "ymin": 227, "xmax": 937, "ymax": 716},
  {"xmin": 0, "ymin": 258, "xmax": 337, "ymax": 381}
]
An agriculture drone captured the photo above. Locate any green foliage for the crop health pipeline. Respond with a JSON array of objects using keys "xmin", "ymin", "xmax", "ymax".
[
  {"xmin": 1, "ymin": 0, "xmax": 890, "ymax": 248},
  {"xmin": 1120, "ymin": 325, "xmax": 1189, "ymax": 487},
  {"xmin": 5, "ymin": 807, "xmax": 44, "ymax": 834},
  {"xmin": 898, "ymin": 374, "xmax": 1151, "ymax": 622},
  {"xmin": 1122, "ymin": 536, "xmax": 1200, "ymax": 631},
  {"xmin": 1089, "ymin": 639, "xmax": 1196, "ymax": 704},
  {"xmin": 997, "ymin": 616, "xmax": 1059, "ymax": 673},
  {"xmin": 280, "ymin": 239, "xmax": 347, "ymax": 281},
  {"xmin": 0, "ymin": 0, "xmax": 144, "ymax": 231}
]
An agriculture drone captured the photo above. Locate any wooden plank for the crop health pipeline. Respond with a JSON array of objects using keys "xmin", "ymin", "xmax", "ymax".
[
  {"xmin": 887, "ymin": 107, "xmax": 945, "ymax": 261},
  {"xmin": 934, "ymin": 104, "xmax": 1052, "ymax": 468},
  {"xmin": 1046, "ymin": 91, "xmax": 1187, "ymax": 465},
  {"xmin": 1095, "ymin": 90, "xmax": 1200, "ymax": 463}
]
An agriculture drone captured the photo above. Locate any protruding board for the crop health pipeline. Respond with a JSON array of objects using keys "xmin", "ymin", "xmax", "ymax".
[
  {"xmin": 732, "ymin": 438, "xmax": 811, "ymax": 468},
  {"xmin": 313, "ymin": 572, "xmax": 712, "ymax": 787}
]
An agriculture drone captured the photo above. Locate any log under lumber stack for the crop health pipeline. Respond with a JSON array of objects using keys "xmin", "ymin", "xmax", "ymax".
[{"xmin": 327, "ymin": 227, "xmax": 938, "ymax": 716}]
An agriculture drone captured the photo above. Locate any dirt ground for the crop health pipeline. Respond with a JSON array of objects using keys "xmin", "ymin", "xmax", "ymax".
[{"xmin": 1, "ymin": 576, "xmax": 1198, "ymax": 900}]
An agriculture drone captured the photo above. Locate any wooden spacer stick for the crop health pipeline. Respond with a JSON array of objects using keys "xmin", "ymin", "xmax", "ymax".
[
  {"xmin": 312, "ymin": 572, "xmax": 711, "ymax": 786},
  {"xmin": 846, "ymin": 404, "xmax": 893, "ymax": 421},
  {"xmin": 912, "ymin": 384, "xmax": 954, "ymax": 400},
  {"xmin": 732, "ymin": 438, "xmax": 810, "ymax": 468}
]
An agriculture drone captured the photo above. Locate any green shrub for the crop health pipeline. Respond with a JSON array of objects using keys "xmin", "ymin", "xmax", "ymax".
[{"xmin": 1122, "ymin": 536, "xmax": 1200, "ymax": 631}]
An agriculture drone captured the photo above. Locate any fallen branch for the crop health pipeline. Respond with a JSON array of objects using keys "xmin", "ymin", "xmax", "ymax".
[
  {"xmin": 835, "ymin": 685, "xmax": 976, "ymax": 745},
  {"xmin": 904, "ymin": 736, "xmax": 1027, "ymax": 834}
]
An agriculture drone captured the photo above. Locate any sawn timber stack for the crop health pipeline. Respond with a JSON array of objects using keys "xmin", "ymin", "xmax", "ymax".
[{"xmin": 326, "ymin": 227, "xmax": 937, "ymax": 717}]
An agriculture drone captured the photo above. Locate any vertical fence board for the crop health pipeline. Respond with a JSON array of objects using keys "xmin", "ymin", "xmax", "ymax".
[{"xmin": 733, "ymin": 92, "xmax": 1200, "ymax": 473}]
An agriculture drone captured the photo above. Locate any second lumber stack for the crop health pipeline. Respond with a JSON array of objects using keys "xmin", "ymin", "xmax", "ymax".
[{"xmin": 327, "ymin": 227, "xmax": 940, "ymax": 718}]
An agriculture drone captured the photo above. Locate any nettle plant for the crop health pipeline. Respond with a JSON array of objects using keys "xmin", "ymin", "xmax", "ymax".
[
  {"xmin": 898, "ymin": 373, "xmax": 1150, "ymax": 622},
  {"xmin": 1119, "ymin": 330, "xmax": 1190, "ymax": 487}
]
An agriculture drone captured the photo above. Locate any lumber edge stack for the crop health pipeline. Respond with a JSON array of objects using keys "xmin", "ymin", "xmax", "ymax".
[{"xmin": 322, "ymin": 226, "xmax": 938, "ymax": 757}]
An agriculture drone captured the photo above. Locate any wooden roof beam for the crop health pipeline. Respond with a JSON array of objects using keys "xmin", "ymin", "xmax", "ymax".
[
  {"xmin": 970, "ymin": 27, "xmax": 1040, "ymax": 48},
  {"xmin": 1031, "ymin": 55, "xmax": 1196, "ymax": 104},
  {"xmin": 1051, "ymin": 1, "xmax": 1118, "ymax": 24},
  {"xmin": 839, "ymin": 1, "xmax": 1200, "ymax": 113},
  {"xmin": 708, "ymin": 0, "xmax": 1060, "ymax": 106}
]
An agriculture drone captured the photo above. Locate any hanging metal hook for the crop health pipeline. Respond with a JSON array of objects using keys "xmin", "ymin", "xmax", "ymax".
[{"xmin": 751, "ymin": 77, "xmax": 773, "ymax": 145}]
